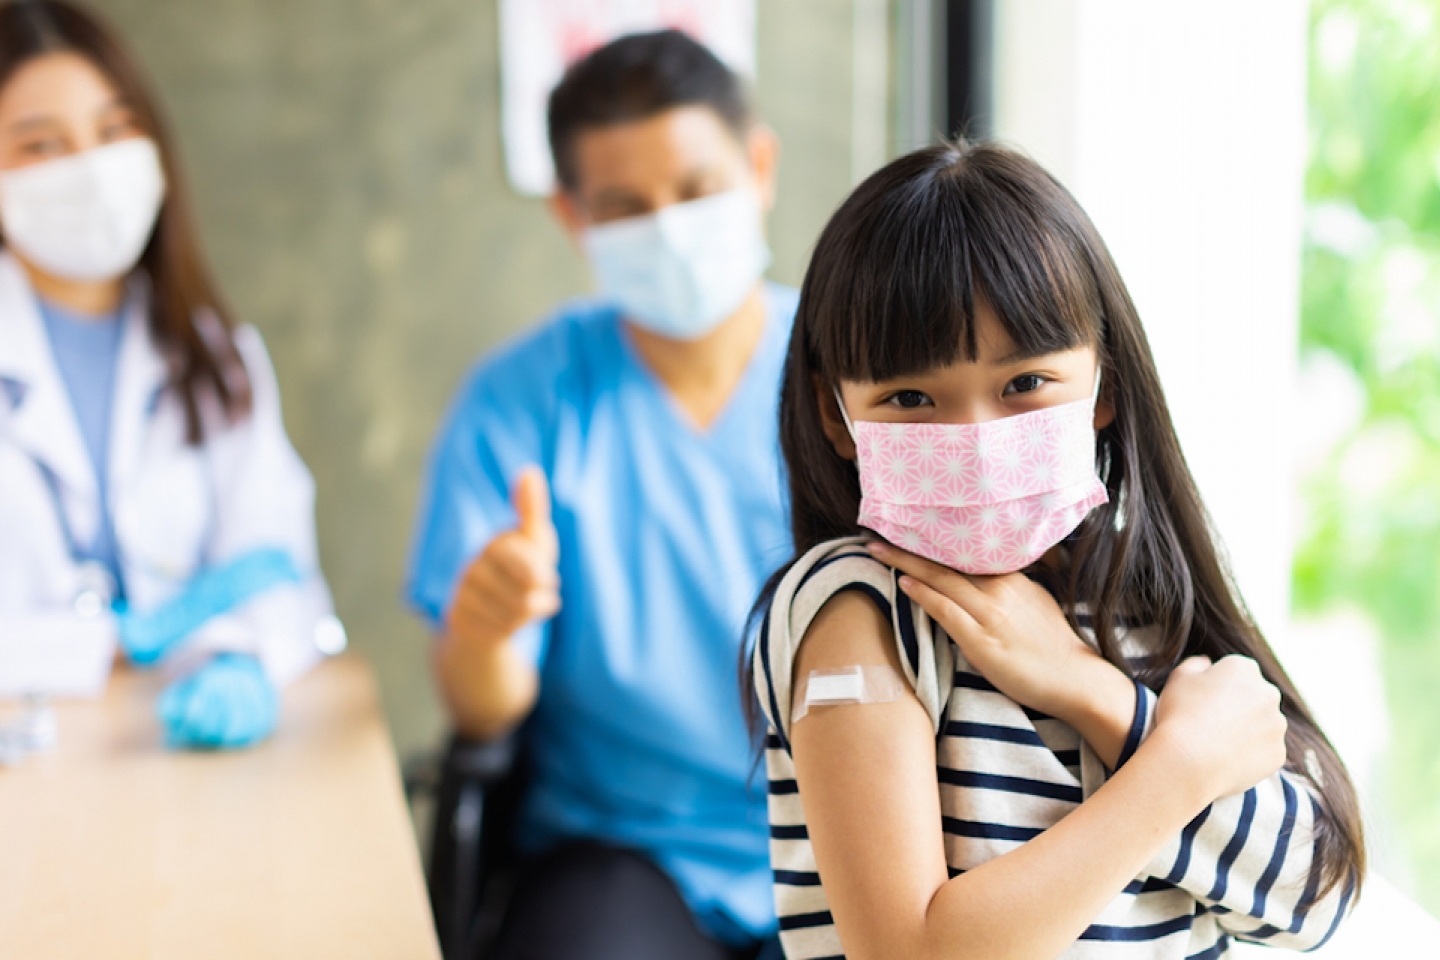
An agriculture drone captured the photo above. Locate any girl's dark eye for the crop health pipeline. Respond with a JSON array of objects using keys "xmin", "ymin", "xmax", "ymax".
[
  {"xmin": 1005, "ymin": 374, "xmax": 1045, "ymax": 396},
  {"xmin": 889, "ymin": 390, "xmax": 930, "ymax": 409}
]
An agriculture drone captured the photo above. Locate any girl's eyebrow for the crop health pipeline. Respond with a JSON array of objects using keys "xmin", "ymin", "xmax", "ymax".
[{"xmin": 990, "ymin": 346, "xmax": 1054, "ymax": 366}]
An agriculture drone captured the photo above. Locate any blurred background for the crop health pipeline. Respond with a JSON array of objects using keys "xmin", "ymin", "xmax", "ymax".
[
  {"xmin": 1298, "ymin": 0, "xmax": 1440, "ymax": 917},
  {"xmin": 83, "ymin": 0, "xmax": 867, "ymax": 766},
  {"xmin": 82, "ymin": 0, "xmax": 1437, "ymax": 922}
]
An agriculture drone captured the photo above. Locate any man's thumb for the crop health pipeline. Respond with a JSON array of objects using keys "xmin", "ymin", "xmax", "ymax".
[{"xmin": 513, "ymin": 467, "xmax": 552, "ymax": 541}]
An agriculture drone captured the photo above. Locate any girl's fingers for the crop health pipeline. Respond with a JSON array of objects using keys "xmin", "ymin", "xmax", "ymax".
[
  {"xmin": 868, "ymin": 541, "xmax": 987, "ymax": 608},
  {"xmin": 864, "ymin": 544, "xmax": 979, "ymax": 595},
  {"xmin": 1170, "ymin": 655, "xmax": 1212, "ymax": 677},
  {"xmin": 897, "ymin": 574, "xmax": 981, "ymax": 641},
  {"xmin": 868, "ymin": 540, "xmax": 948, "ymax": 579}
]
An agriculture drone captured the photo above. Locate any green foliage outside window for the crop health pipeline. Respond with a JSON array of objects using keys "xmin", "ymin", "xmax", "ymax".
[{"xmin": 1299, "ymin": 0, "xmax": 1440, "ymax": 914}]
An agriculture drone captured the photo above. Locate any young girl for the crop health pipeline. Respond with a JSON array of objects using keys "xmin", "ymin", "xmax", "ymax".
[
  {"xmin": 749, "ymin": 142, "xmax": 1363, "ymax": 959},
  {"xmin": 0, "ymin": 0, "xmax": 338, "ymax": 746}
]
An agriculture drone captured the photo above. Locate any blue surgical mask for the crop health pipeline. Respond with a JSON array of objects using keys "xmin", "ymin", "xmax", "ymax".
[{"xmin": 582, "ymin": 186, "xmax": 771, "ymax": 341}]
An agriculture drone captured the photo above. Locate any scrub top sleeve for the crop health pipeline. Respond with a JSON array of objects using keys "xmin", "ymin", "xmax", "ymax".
[{"xmin": 404, "ymin": 371, "xmax": 554, "ymax": 669}]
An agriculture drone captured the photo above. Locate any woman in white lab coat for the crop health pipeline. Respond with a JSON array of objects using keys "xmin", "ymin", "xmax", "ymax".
[{"xmin": 0, "ymin": 0, "xmax": 341, "ymax": 747}]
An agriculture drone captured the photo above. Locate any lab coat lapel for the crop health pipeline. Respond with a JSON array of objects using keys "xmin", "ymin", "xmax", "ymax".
[{"xmin": 0, "ymin": 251, "xmax": 99, "ymax": 506}]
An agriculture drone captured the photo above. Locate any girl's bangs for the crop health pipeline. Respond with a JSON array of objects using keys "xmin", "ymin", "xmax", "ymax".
[{"xmin": 807, "ymin": 148, "xmax": 1104, "ymax": 384}]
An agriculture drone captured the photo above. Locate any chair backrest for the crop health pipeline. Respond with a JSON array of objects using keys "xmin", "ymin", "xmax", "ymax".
[{"xmin": 425, "ymin": 733, "xmax": 528, "ymax": 960}]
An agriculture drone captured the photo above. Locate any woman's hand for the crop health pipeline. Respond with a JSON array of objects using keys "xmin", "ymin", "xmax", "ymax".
[
  {"xmin": 870, "ymin": 541, "xmax": 1116, "ymax": 719},
  {"xmin": 156, "ymin": 653, "xmax": 278, "ymax": 749},
  {"xmin": 1151, "ymin": 655, "xmax": 1288, "ymax": 801}
]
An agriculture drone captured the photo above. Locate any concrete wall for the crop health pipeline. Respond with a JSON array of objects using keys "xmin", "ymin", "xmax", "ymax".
[{"xmin": 87, "ymin": 0, "xmax": 872, "ymax": 758}]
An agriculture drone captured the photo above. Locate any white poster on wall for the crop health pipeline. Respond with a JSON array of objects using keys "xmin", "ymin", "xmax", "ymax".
[{"xmin": 498, "ymin": 0, "xmax": 757, "ymax": 196}]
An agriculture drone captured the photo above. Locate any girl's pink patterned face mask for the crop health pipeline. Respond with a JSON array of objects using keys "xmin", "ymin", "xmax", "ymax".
[{"xmin": 838, "ymin": 387, "xmax": 1108, "ymax": 575}]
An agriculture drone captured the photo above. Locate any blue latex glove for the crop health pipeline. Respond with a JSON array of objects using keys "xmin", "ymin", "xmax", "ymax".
[
  {"xmin": 156, "ymin": 654, "xmax": 278, "ymax": 750},
  {"xmin": 120, "ymin": 548, "xmax": 302, "ymax": 666}
]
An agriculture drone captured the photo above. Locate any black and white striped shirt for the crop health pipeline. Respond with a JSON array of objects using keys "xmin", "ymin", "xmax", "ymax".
[{"xmin": 753, "ymin": 537, "xmax": 1353, "ymax": 959}]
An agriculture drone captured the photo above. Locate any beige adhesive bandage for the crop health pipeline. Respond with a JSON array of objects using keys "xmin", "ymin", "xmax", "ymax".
[{"xmin": 792, "ymin": 665, "xmax": 907, "ymax": 724}]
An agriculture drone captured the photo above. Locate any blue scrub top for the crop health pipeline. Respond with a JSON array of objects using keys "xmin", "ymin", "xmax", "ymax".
[{"xmin": 406, "ymin": 284, "xmax": 797, "ymax": 944}]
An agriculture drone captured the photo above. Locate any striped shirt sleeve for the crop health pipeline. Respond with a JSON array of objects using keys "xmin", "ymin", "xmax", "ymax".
[{"xmin": 1126, "ymin": 696, "xmax": 1355, "ymax": 950}]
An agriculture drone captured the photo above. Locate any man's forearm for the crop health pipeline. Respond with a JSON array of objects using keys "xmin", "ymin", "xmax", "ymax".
[{"xmin": 433, "ymin": 628, "xmax": 539, "ymax": 739}]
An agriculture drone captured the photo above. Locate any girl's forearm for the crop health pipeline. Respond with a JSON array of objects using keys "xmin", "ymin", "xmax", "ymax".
[
  {"xmin": 1051, "ymin": 656, "xmax": 1139, "ymax": 770},
  {"xmin": 916, "ymin": 731, "xmax": 1209, "ymax": 960}
]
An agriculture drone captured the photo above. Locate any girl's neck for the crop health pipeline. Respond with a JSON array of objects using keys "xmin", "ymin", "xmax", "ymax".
[
  {"xmin": 15, "ymin": 251, "xmax": 125, "ymax": 317},
  {"xmin": 1025, "ymin": 544, "xmax": 1073, "ymax": 600}
]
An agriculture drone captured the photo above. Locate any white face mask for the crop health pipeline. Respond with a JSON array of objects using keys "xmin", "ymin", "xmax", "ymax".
[
  {"xmin": 582, "ymin": 185, "xmax": 771, "ymax": 341},
  {"xmin": 0, "ymin": 138, "xmax": 167, "ymax": 283}
]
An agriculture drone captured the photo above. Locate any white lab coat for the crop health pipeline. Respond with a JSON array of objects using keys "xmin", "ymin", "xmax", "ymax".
[{"xmin": 0, "ymin": 251, "xmax": 334, "ymax": 686}]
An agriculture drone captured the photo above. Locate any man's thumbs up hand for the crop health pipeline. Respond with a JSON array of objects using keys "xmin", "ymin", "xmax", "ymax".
[{"xmin": 449, "ymin": 467, "xmax": 561, "ymax": 646}]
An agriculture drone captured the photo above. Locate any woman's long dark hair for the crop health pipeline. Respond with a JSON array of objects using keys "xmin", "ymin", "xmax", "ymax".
[
  {"xmin": 745, "ymin": 141, "xmax": 1364, "ymax": 899},
  {"xmin": 0, "ymin": 0, "xmax": 249, "ymax": 442}
]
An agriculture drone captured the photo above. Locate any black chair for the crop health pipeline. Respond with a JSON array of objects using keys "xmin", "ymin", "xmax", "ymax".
[
  {"xmin": 410, "ymin": 734, "xmax": 787, "ymax": 960},
  {"xmin": 407, "ymin": 732, "xmax": 529, "ymax": 960}
]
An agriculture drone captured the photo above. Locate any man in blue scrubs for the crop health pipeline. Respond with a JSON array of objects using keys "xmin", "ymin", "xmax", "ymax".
[{"xmin": 406, "ymin": 31, "xmax": 793, "ymax": 960}]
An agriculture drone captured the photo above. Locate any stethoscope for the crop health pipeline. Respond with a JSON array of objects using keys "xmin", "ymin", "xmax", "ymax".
[
  {"xmin": 32, "ymin": 456, "xmax": 121, "ymax": 617},
  {"xmin": 4, "ymin": 373, "xmax": 206, "ymax": 619},
  {"xmin": 3, "ymin": 345, "xmax": 221, "ymax": 624},
  {"xmin": 0, "ymin": 336, "xmax": 125, "ymax": 617},
  {"xmin": 34, "ymin": 441, "xmax": 222, "ymax": 619}
]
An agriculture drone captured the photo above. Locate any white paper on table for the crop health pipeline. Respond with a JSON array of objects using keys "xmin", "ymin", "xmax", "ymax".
[
  {"xmin": 498, "ymin": 0, "xmax": 757, "ymax": 197},
  {"xmin": 0, "ymin": 614, "xmax": 116, "ymax": 699}
]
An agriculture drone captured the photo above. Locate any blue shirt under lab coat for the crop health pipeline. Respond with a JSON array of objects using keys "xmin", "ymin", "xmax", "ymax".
[
  {"xmin": 405, "ymin": 284, "xmax": 797, "ymax": 944},
  {"xmin": 37, "ymin": 298, "xmax": 125, "ymax": 594}
]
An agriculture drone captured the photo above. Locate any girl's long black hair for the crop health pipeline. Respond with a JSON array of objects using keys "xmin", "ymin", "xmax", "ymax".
[{"xmin": 744, "ymin": 140, "xmax": 1364, "ymax": 900}]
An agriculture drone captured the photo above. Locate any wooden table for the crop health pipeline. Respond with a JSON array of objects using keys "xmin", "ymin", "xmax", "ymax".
[{"xmin": 0, "ymin": 655, "xmax": 441, "ymax": 959}]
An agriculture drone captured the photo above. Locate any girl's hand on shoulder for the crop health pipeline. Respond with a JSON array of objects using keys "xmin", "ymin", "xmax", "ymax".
[
  {"xmin": 870, "ymin": 540, "xmax": 1118, "ymax": 723},
  {"xmin": 1152, "ymin": 655, "xmax": 1288, "ymax": 802}
]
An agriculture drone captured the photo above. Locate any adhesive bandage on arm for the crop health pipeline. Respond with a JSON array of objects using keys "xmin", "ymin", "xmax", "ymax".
[{"xmin": 792, "ymin": 665, "xmax": 907, "ymax": 723}]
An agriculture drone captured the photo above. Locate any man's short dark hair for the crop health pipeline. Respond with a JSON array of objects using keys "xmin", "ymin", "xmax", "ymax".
[{"xmin": 547, "ymin": 30, "xmax": 753, "ymax": 192}]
